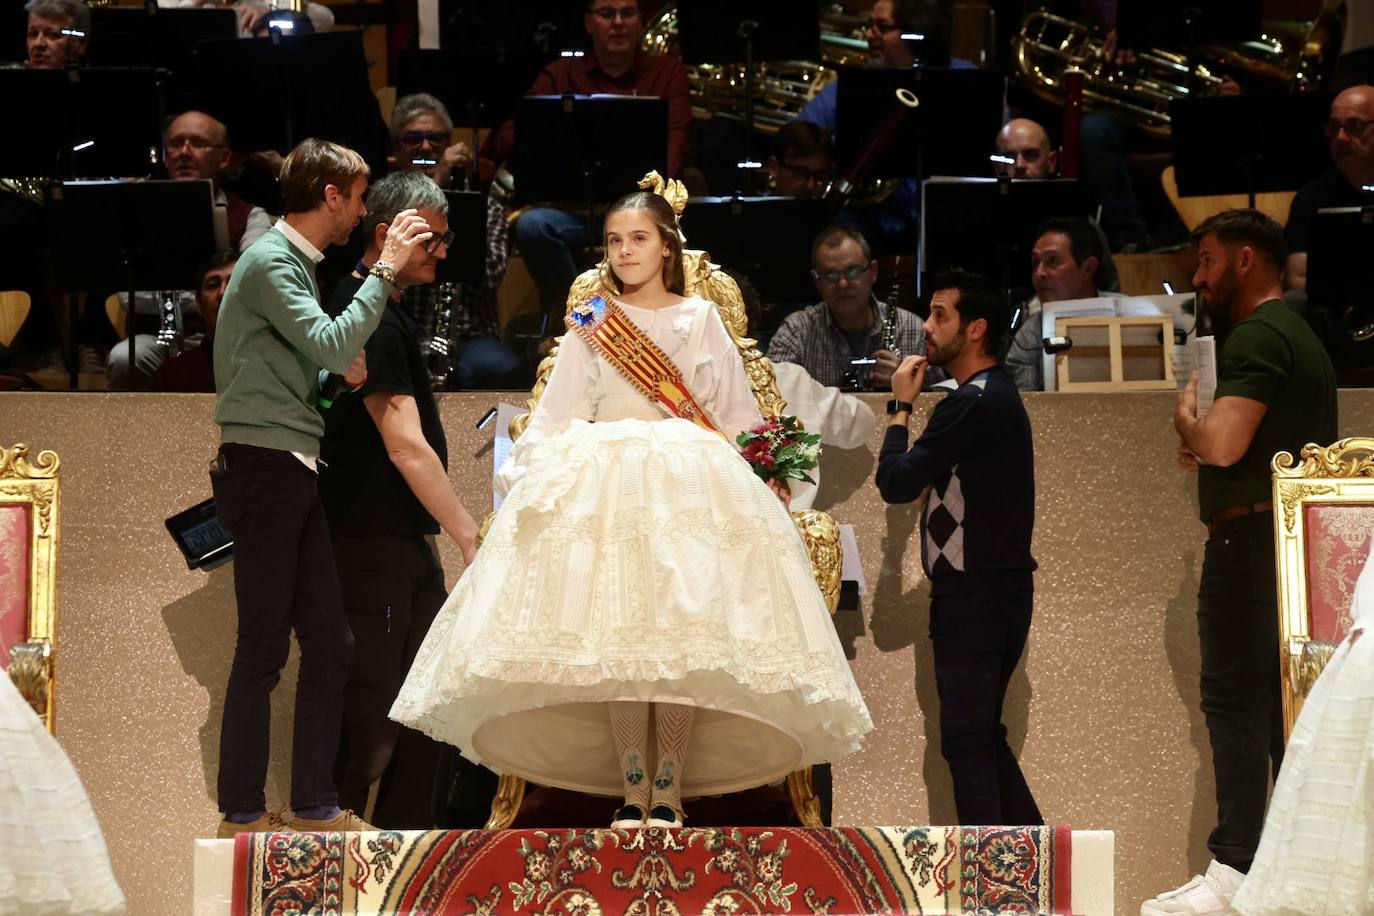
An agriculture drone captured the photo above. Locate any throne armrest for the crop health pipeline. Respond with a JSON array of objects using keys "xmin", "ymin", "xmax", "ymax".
[
  {"xmin": 792, "ymin": 509, "xmax": 842, "ymax": 615},
  {"xmin": 7, "ymin": 638, "xmax": 51, "ymax": 723}
]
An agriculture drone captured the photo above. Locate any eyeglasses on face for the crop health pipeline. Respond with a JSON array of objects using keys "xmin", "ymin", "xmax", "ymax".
[
  {"xmin": 400, "ymin": 130, "xmax": 449, "ymax": 148},
  {"xmin": 424, "ymin": 229, "xmax": 456, "ymax": 254},
  {"xmin": 867, "ymin": 19, "xmax": 901, "ymax": 34},
  {"xmin": 1324, "ymin": 117, "xmax": 1374, "ymax": 139},
  {"xmin": 781, "ymin": 161, "xmax": 834, "ymax": 184},
  {"xmin": 811, "ymin": 262, "xmax": 871, "ymax": 284},
  {"xmin": 167, "ymin": 137, "xmax": 223, "ymax": 152},
  {"xmin": 589, "ymin": 6, "xmax": 640, "ymax": 22}
]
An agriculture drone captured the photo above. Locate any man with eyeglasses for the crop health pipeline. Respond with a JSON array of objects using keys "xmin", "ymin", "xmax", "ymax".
[
  {"xmin": 320, "ymin": 170, "xmax": 486, "ymax": 829},
  {"xmin": 768, "ymin": 224, "xmax": 940, "ymax": 391},
  {"xmin": 1283, "ymin": 84, "xmax": 1374, "ymax": 292},
  {"xmin": 390, "ymin": 93, "xmax": 521, "ymax": 390},
  {"xmin": 994, "ymin": 118, "xmax": 1057, "ymax": 180},
  {"xmin": 107, "ymin": 109, "xmax": 271, "ymax": 388},
  {"xmin": 485, "ymin": 0, "xmax": 690, "ymax": 325},
  {"xmin": 765, "ymin": 120, "xmax": 835, "ymax": 200}
]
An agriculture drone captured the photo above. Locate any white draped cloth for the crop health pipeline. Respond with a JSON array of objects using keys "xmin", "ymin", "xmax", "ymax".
[
  {"xmin": 1233, "ymin": 541, "xmax": 1374, "ymax": 915},
  {"xmin": 391, "ymin": 296, "xmax": 871, "ymax": 796},
  {"xmin": 0, "ymin": 674, "xmax": 125, "ymax": 916}
]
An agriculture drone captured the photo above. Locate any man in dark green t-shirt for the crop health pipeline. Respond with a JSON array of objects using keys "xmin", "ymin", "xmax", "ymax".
[{"xmin": 1144, "ymin": 209, "xmax": 1337, "ymax": 914}]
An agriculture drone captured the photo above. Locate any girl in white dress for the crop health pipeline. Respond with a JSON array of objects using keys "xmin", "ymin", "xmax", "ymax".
[
  {"xmin": 1232, "ymin": 541, "xmax": 1374, "ymax": 915},
  {"xmin": 0, "ymin": 673, "xmax": 125, "ymax": 915},
  {"xmin": 391, "ymin": 190, "xmax": 871, "ymax": 828}
]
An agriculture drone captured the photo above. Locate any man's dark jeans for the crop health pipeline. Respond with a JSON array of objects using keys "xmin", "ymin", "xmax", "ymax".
[
  {"xmin": 930, "ymin": 589, "xmax": 1042, "ymax": 826},
  {"xmin": 1198, "ymin": 511, "xmax": 1283, "ymax": 872},
  {"xmin": 211, "ymin": 443, "xmax": 353, "ymax": 815}
]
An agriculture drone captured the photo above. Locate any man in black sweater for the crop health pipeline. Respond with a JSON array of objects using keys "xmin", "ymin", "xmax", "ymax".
[{"xmin": 875, "ymin": 269, "xmax": 1041, "ymax": 826}]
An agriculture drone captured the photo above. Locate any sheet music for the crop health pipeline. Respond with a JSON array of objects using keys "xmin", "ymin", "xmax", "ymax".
[
  {"xmin": 839, "ymin": 524, "xmax": 866, "ymax": 595},
  {"xmin": 490, "ymin": 402, "xmax": 525, "ymax": 510},
  {"xmin": 1193, "ymin": 336, "xmax": 1217, "ymax": 420}
]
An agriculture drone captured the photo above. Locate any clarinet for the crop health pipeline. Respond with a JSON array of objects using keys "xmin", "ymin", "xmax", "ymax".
[
  {"xmin": 156, "ymin": 291, "xmax": 185, "ymax": 358},
  {"xmin": 426, "ymin": 281, "xmax": 457, "ymax": 390}
]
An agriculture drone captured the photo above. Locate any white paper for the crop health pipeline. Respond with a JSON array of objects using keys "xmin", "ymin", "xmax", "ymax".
[
  {"xmin": 839, "ymin": 524, "xmax": 866, "ymax": 595},
  {"xmin": 490, "ymin": 402, "xmax": 526, "ymax": 510},
  {"xmin": 1193, "ymin": 336, "xmax": 1217, "ymax": 420}
]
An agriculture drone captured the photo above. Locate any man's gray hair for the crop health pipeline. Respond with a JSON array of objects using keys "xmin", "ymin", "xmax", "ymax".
[
  {"xmin": 391, "ymin": 92, "xmax": 453, "ymax": 138},
  {"xmin": 25, "ymin": 0, "xmax": 90, "ymax": 33},
  {"xmin": 363, "ymin": 171, "xmax": 448, "ymax": 240}
]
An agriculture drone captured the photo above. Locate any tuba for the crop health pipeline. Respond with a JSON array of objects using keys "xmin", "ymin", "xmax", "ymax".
[
  {"xmin": 1012, "ymin": 1, "xmax": 1347, "ymax": 138},
  {"xmin": 642, "ymin": 2, "xmax": 869, "ymax": 133}
]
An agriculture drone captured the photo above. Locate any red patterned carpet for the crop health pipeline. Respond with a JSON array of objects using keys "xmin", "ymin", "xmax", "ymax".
[{"xmin": 231, "ymin": 824, "xmax": 1072, "ymax": 915}]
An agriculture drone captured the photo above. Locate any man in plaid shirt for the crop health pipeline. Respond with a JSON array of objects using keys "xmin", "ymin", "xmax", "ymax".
[{"xmin": 767, "ymin": 225, "xmax": 941, "ymax": 391}]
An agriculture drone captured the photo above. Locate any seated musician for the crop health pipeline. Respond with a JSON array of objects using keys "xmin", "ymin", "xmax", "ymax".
[
  {"xmin": 21, "ymin": 0, "xmax": 88, "ymax": 70},
  {"xmin": 391, "ymin": 93, "xmax": 520, "ymax": 389},
  {"xmin": 147, "ymin": 252, "xmax": 237, "ymax": 393},
  {"xmin": 155, "ymin": 0, "xmax": 335, "ymax": 35},
  {"xmin": 994, "ymin": 118, "xmax": 1058, "ymax": 179},
  {"xmin": 1283, "ymin": 84, "xmax": 1374, "ymax": 292},
  {"xmin": 1004, "ymin": 217, "xmax": 1114, "ymax": 391},
  {"xmin": 484, "ymin": 0, "xmax": 691, "ymax": 326},
  {"xmin": 767, "ymin": 224, "xmax": 941, "ymax": 392},
  {"xmin": 108, "ymin": 110, "xmax": 271, "ymax": 388},
  {"xmin": 765, "ymin": 120, "xmax": 835, "ymax": 201},
  {"xmin": 793, "ymin": 1, "xmax": 964, "ymax": 258}
]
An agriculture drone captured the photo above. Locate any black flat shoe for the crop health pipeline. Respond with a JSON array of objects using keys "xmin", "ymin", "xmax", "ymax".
[
  {"xmin": 646, "ymin": 804, "xmax": 683, "ymax": 828},
  {"xmin": 610, "ymin": 804, "xmax": 646, "ymax": 829}
]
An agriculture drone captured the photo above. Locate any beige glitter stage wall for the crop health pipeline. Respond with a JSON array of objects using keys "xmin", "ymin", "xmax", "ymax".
[{"xmin": 3, "ymin": 390, "xmax": 1373, "ymax": 916}]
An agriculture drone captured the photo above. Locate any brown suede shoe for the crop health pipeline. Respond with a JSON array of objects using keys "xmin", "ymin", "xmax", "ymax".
[
  {"xmin": 215, "ymin": 811, "xmax": 291, "ymax": 839},
  {"xmin": 286, "ymin": 809, "xmax": 377, "ymax": 833}
]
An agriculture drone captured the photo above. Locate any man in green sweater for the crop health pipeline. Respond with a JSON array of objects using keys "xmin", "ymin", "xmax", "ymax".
[{"xmin": 210, "ymin": 137, "xmax": 434, "ymax": 838}]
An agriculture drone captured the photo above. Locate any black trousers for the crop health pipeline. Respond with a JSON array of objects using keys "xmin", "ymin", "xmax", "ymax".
[
  {"xmin": 211, "ymin": 443, "xmax": 352, "ymax": 815},
  {"xmin": 332, "ymin": 534, "xmax": 449, "ymax": 828},
  {"xmin": 930, "ymin": 589, "xmax": 1042, "ymax": 826},
  {"xmin": 1197, "ymin": 511, "xmax": 1284, "ymax": 872}
]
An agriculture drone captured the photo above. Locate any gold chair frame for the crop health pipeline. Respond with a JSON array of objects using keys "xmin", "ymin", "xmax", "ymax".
[
  {"xmin": 483, "ymin": 173, "xmax": 841, "ymax": 829},
  {"xmin": 1272, "ymin": 437, "xmax": 1374, "ymax": 738},
  {"xmin": 1, "ymin": 444, "xmax": 60, "ymax": 732}
]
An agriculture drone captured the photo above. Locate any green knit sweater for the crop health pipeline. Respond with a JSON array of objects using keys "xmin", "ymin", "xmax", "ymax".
[{"xmin": 213, "ymin": 227, "xmax": 389, "ymax": 455}]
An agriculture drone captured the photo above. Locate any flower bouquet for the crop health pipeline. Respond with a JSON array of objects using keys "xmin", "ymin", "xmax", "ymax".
[{"xmin": 737, "ymin": 415, "xmax": 822, "ymax": 485}]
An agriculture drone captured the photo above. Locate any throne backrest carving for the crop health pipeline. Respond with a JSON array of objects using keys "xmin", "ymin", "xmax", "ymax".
[
  {"xmin": 0, "ymin": 444, "xmax": 60, "ymax": 731},
  {"xmin": 1271, "ymin": 437, "xmax": 1374, "ymax": 738}
]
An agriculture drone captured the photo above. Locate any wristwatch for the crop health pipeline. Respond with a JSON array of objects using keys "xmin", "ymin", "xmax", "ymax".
[{"xmin": 886, "ymin": 399, "xmax": 913, "ymax": 415}]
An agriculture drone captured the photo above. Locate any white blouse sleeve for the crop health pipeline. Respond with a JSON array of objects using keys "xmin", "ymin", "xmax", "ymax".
[
  {"xmin": 696, "ymin": 303, "xmax": 764, "ymax": 440},
  {"xmin": 808, "ymin": 375, "xmax": 878, "ymax": 449},
  {"xmin": 493, "ymin": 330, "xmax": 600, "ymax": 498},
  {"xmin": 1349, "ymin": 543, "xmax": 1374, "ymax": 636}
]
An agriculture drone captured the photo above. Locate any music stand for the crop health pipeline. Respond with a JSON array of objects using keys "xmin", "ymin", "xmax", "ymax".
[
  {"xmin": 396, "ymin": 47, "xmax": 553, "ymax": 188},
  {"xmin": 1171, "ymin": 95, "xmax": 1330, "ymax": 205},
  {"xmin": 0, "ymin": 69, "xmax": 165, "ymax": 178},
  {"xmin": 88, "ymin": 7, "xmax": 237, "ymax": 89},
  {"xmin": 677, "ymin": 0, "xmax": 821, "ymax": 189},
  {"xmin": 433, "ymin": 190, "xmax": 487, "ymax": 285},
  {"xmin": 835, "ymin": 68, "xmax": 1006, "ymax": 181},
  {"xmin": 512, "ymin": 96, "xmax": 667, "ymax": 216},
  {"xmin": 919, "ymin": 177, "xmax": 1098, "ymax": 302},
  {"xmin": 194, "ymin": 30, "xmax": 386, "ymax": 166},
  {"xmin": 678, "ymin": 196, "xmax": 831, "ymax": 305},
  {"xmin": 46, "ymin": 180, "xmax": 219, "ymax": 390},
  {"xmin": 1307, "ymin": 207, "xmax": 1374, "ymax": 378}
]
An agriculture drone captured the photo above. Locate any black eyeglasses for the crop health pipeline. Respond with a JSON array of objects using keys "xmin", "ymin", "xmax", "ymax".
[
  {"xmin": 811, "ymin": 262, "xmax": 871, "ymax": 284},
  {"xmin": 867, "ymin": 18, "xmax": 901, "ymax": 34},
  {"xmin": 167, "ymin": 137, "xmax": 224, "ymax": 152},
  {"xmin": 424, "ymin": 230, "xmax": 456, "ymax": 254},
  {"xmin": 781, "ymin": 161, "xmax": 834, "ymax": 184},
  {"xmin": 399, "ymin": 130, "xmax": 449, "ymax": 148},
  {"xmin": 589, "ymin": 6, "xmax": 640, "ymax": 22},
  {"xmin": 1324, "ymin": 117, "xmax": 1374, "ymax": 139}
]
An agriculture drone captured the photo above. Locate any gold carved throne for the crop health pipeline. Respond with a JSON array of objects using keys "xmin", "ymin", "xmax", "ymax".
[
  {"xmin": 1272, "ymin": 437, "xmax": 1374, "ymax": 739},
  {"xmin": 0, "ymin": 444, "xmax": 61, "ymax": 732},
  {"xmin": 484, "ymin": 173, "xmax": 842, "ymax": 830}
]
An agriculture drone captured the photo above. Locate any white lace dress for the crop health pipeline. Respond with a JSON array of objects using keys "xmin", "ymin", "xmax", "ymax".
[
  {"xmin": 0, "ymin": 674, "xmax": 125, "ymax": 915},
  {"xmin": 1232, "ymin": 544, "xmax": 1374, "ymax": 915},
  {"xmin": 391, "ymin": 296, "xmax": 872, "ymax": 796}
]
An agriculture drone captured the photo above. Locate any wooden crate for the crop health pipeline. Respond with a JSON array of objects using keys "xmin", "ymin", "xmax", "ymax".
[{"xmin": 1054, "ymin": 314, "xmax": 1177, "ymax": 392}]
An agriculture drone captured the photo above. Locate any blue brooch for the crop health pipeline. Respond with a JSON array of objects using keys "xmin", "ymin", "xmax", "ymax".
[{"xmin": 571, "ymin": 295, "xmax": 607, "ymax": 327}]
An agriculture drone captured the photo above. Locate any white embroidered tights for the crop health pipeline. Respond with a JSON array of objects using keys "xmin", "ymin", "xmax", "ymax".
[{"xmin": 608, "ymin": 701, "xmax": 695, "ymax": 815}]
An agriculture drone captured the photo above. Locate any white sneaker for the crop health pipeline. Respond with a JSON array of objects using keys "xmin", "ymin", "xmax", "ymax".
[{"xmin": 1141, "ymin": 860, "xmax": 1244, "ymax": 915}]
